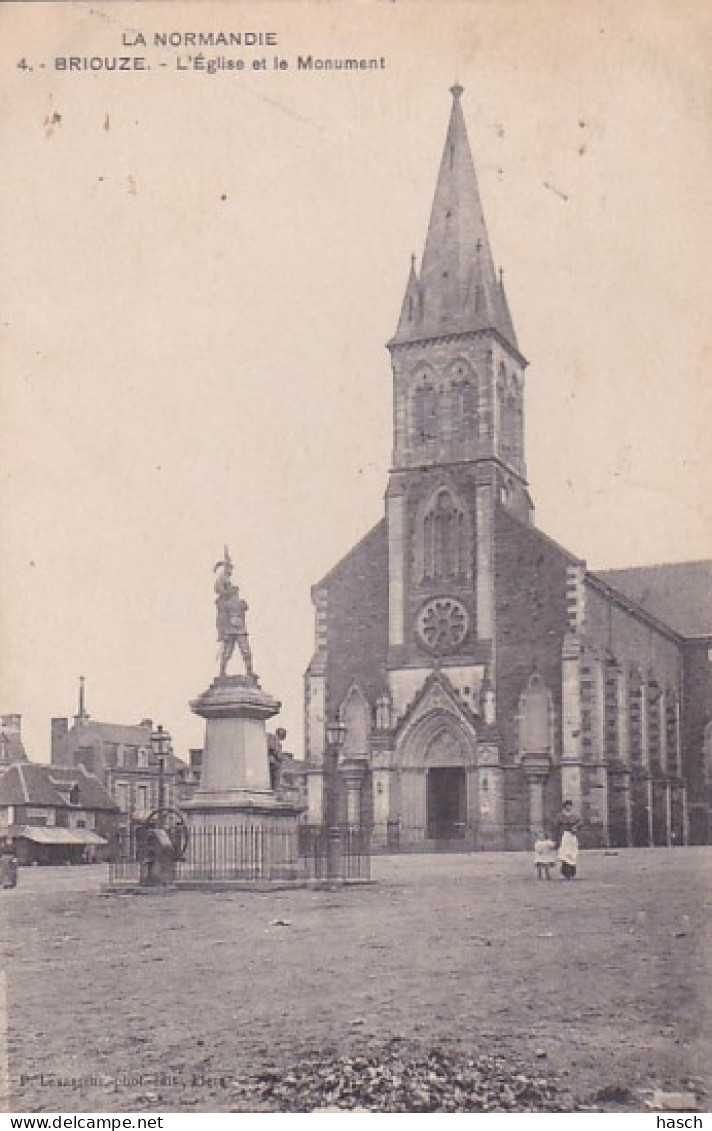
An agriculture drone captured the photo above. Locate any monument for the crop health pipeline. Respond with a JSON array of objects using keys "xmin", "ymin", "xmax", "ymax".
[{"xmin": 181, "ymin": 549, "xmax": 304, "ymax": 882}]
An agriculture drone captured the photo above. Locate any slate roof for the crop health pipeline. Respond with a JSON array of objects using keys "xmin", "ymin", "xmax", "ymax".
[
  {"xmin": 313, "ymin": 519, "xmax": 387, "ymax": 593},
  {"xmin": 46, "ymin": 765, "xmax": 119, "ymax": 810},
  {"xmin": 0, "ymin": 762, "xmax": 118, "ymax": 811},
  {"xmin": 70, "ymin": 721, "xmax": 152, "ymax": 747},
  {"xmin": 0, "ymin": 734, "xmax": 27, "ymax": 766},
  {"xmin": 0, "ymin": 764, "xmax": 62, "ymax": 807},
  {"xmin": 594, "ymin": 561, "xmax": 712, "ymax": 638}
]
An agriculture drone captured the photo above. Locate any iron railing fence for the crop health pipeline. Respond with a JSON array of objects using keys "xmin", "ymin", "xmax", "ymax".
[
  {"xmin": 108, "ymin": 822, "xmax": 371, "ymax": 884},
  {"xmin": 297, "ymin": 824, "xmax": 371, "ymax": 881},
  {"xmin": 181, "ymin": 822, "xmax": 299, "ymax": 882}
]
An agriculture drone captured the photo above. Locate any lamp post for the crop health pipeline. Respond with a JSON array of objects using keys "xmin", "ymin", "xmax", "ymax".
[
  {"xmin": 151, "ymin": 724, "xmax": 171, "ymax": 811},
  {"xmin": 324, "ymin": 716, "xmax": 346, "ymax": 881}
]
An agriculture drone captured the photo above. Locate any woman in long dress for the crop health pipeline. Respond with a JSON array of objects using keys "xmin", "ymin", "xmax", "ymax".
[{"xmin": 556, "ymin": 800, "xmax": 582, "ymax": 879}]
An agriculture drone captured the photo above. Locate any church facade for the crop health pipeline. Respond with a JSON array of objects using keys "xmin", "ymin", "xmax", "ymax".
[{"xmin": 304, "ymin": 87, "xmax": 712, "ymax": 851}]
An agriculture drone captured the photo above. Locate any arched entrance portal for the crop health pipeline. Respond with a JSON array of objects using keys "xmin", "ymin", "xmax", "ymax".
[{"xmin": 396, "ymin": 710, "xmax": 477, "ymax": 846}]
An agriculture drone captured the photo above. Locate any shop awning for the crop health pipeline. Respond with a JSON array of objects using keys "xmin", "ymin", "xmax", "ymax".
[{"xmin": 8, "ymin": 826, "xmax": 107, "ymax": 846}]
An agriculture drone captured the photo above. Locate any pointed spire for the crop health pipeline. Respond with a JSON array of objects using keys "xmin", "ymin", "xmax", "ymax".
[
  {"xmin": 394, "ymin": 253, "xmax": 422, "ymax": 338},
  {"xmin": 75, "ymin": 675, "xmax": 89, "ymax": 727},
  {"xmin": 392, "ymin": 87, "xmax": 519, "ymax": 351}
]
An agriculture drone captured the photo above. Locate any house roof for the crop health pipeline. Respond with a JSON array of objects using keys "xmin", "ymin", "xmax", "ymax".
[
  {"xmin": 0, "ymin": 762, "xmax": 119, "ymax": 811},
  {"xmin": 0, "ymin": 734, "xmax": 28, "ymax": 767},
  {"xmin": 8, "ymin": 826, "xmax": 107, "ymax": 846},
  {"xmin": 46, "ymin": 765, "xmax": 119, "ymax": 810},
  {"xmin": 593, "ymin": 560, "xmax": 712, "ymax": 638},
  {"xmin": 70, "ymin": 721, "xmax": 152, "ymax": 747},
  {"xmin": 164, "ymin": 752, "xmax": 189, "ymax": 773},
  {"xmin": 0, "ymin": 764, "xmax": 63, "ymax": 807}
]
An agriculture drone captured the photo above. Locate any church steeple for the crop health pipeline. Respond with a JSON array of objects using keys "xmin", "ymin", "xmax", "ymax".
[{"xmin": 392, "ymin": 86, "xmax": 518, "ymax": 352}]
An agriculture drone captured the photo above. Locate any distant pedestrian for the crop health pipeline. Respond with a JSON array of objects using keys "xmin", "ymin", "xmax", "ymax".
[
  {"xmin": 556, "ymin": 800, "xmax": 582, "ymax": 879},
  {"xmin": 533, "ymin": 832, "xmax": 557, "ymax": 880},
  {"xmin": 0, "ymin": 848, "xmax": 18, "ymax": 888}
]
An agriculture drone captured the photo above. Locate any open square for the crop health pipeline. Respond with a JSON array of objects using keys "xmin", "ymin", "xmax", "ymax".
[{"xmin": 3, "ymin": 848, "xmax": 709, "ymax": 1112}]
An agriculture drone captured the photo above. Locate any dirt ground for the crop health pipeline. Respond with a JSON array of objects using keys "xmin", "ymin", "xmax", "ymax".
[{"xmin": 2, "ymin": 848, "xmax": 710, "ymax": 1113}]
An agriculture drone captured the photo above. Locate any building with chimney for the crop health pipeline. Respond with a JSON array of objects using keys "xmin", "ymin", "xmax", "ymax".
[
  {"xmin": 50, "ymin": 679, "xmax": 190, "ymax": 838},
  {"xmin": 304, "ymin": 87, "xmax": 712, "ymax": 851},
  {"xmin": 0, "ymin": 762, "xmax": 119, "ymax": 865}
]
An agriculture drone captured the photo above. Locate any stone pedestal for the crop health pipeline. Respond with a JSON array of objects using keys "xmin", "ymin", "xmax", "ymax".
[
  {"xmin": 188, "ymin": 676, "xmax": 281, "ymax": 805},
  {"xmin": 181, "ymin": 675, "xmax": 304, "ymax": 883}
]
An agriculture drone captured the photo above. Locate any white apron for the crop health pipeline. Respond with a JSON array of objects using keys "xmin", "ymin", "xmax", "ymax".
[{"xmin": 558, "ymin": 829, "xmax": 579, "ymax": 867}]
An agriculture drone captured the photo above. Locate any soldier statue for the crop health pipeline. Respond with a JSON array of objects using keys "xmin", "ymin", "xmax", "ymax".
[{"xmin": 214, "ymin": 548, "xmax": 255, "ymax": 680}]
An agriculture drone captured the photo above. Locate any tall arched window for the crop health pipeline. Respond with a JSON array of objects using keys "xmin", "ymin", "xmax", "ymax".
[
  {"xmin": 422, "ymin": 488, "xmax": 468, "ymax": 581},
  {"xmin": 498, "ymin": 367, "xmax": 520, "ymax": 459},
  {"xmin": 340, "ymin": 685, "xmax": 371, "ymax": 758},
  {"xmin": 452, "ymin": 382, "xmax": 476, "ymax": 440},
  {"xmin": 518, "ymin": 672, "xmax": 553, "ymax": 757},
  {"xmin": 412, "ymin": 373, "xmax": 439, "ymax": 446},
  {"xmin": 448, "ymin": 360, "xmax": 477, "ymax": 441},
  {"xmin": 665, "ymin": 691, "xmax": 680, "ymax": 776},
  {"xmin": 629, "ymin": 669, "xmax": 644, "ymax": 766}
]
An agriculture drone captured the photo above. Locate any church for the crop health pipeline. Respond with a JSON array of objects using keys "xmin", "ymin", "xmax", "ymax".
[{"xmin": 304, "ymin": 87, "xmax": 712, "ymax": 851}]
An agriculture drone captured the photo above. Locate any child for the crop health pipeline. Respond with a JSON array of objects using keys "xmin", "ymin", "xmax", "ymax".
[{"xmin": 533, "ymin": 832, "xmax": 557, "ymax": 880}]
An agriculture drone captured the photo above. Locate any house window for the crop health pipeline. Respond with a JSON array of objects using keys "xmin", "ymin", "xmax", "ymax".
[
  {"xmin": 137, "ymin": 785, "xmax": 149, "ymax": 813},
  {"xmin": 115, "ymin": 783, "xmax": 129, "ymax": 812},
  {"xmin": 104, "ymin": 744, "xmax": 119, "ymax": 769},
  {"xmin": 124, "ymin": 747, "xmax": 139, "ymax": 770},
  {"xmin": 25, "ymin": 807, "xmax": 49, "ymax": 826}
]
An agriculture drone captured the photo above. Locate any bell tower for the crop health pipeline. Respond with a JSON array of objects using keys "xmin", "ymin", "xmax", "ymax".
[{"xmin": 385, "ymin": 86, "xmax": 532, "ymax": 693}]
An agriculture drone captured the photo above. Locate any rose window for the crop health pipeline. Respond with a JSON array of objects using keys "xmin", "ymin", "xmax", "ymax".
[{"xmin": 417, "ymin": 598, "xmax": 469, "ymax": 654}]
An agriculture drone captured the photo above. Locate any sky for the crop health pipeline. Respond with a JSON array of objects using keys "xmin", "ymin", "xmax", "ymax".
[{"xmin": 1, "ymin": 0, "xmax": 711, "ymax": 763}]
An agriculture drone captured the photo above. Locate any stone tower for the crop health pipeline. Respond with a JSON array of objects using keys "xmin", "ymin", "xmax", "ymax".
[{"xmin": 385, "ymin": 85, "xmax": 532, "ymax": 715}]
